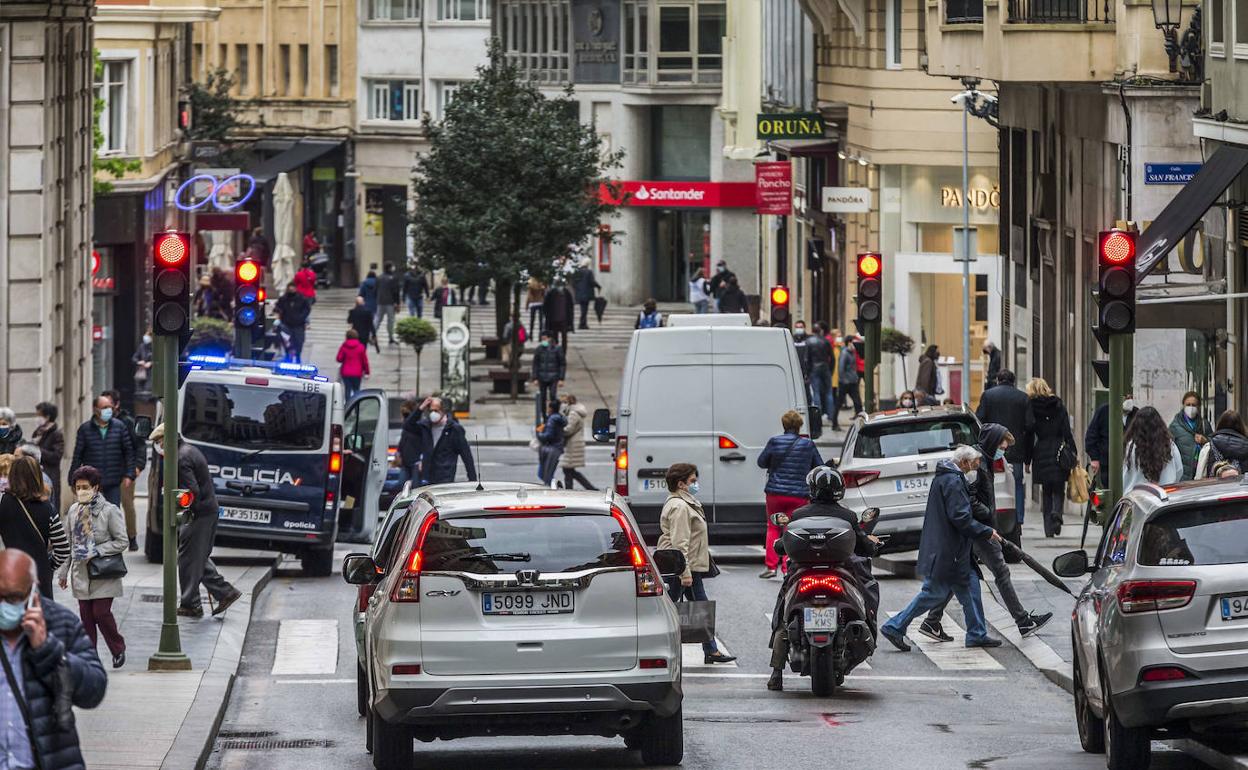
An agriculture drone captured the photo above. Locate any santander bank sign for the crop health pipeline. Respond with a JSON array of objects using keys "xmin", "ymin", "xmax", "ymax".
[{"xmin": 599, "ymin": 180, "xmax": 758, "ymax": 208}]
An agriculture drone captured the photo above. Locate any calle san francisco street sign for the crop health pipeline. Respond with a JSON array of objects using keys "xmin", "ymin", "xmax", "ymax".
[{"xmin": 757, "ymin": 112, "xmax": 827, "ymax": 141}]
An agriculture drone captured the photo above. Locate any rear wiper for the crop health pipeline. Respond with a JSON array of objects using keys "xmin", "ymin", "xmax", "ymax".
[
  {"xmin": 473, "ymin": 552, "xmax": 532, "ymax": 562},
  {"xmin": 238, "ymin": 447, "xmax": 268, "ymax": 463},
  {"xmin": 917, "ymin": 446, "xmax": 953, "ymax": 454}
]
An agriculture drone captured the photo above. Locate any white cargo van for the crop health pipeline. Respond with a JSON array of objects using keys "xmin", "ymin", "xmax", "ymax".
[{"xmin": 593, "ymin": 319, "xmax": 819, "ymax": 538}]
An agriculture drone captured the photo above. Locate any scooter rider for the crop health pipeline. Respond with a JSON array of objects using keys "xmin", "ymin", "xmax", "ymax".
[{"xmin": 767, "ymin": 466, "xmax": 880, "ymax": 691}]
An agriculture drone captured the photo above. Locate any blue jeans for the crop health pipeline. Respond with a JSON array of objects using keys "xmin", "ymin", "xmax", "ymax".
[
  {"xmin": 407, "ymin": 296, "xmax": 424, "ymax": 317},
  {"xmin": 666, "ymin": 573, "xmax": 719, "ymax": 654},
  {"xmin": 881, "ymin": 572, "xmax": 990, "ymax": 645},
  {"xmin": 693, "ymin": 300, "xmax": 709, "ymax": 314},
  {"xmin": 809, "ymin": 367, "xmax": 833, "ymax": 418},
  {"xmin": 1011, "ymin": 461, "xmax": 1025, "ymax": 524}
]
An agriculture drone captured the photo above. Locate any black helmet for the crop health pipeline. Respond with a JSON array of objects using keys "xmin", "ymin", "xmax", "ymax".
[{"xmin": 806, "ymin": 466, "xmax": 845, "ymax": 502}]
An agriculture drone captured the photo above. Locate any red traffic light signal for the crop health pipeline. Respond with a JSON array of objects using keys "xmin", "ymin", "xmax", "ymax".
[
  {"xmin": 1099, "ymin": 230, "xmax": 1135, "ymax": 265},
  {"xmin": 176, "ymin": 489, "xmax": 195, "ymax": 509},
  {"xmin": 856, "ymin": 252, "xmax": 883, "ymax": 324},
  {"xmin": 770, "ymin": 286, "xmax": 790, "ymax": 306},
  {"xmin": 152, "ymin": 230, "xmax": 191, "ymax": 337},
  {"xmin": 155, "ymin": 231, "xmax": 189, "ymax": 266},
  {"xmin": 1096, "ymin": 230, "xmax": 1136, "ymax": 335},
  {"xmin": 769, "ymin": 285, "xmax": 791, "ymax": 327}
]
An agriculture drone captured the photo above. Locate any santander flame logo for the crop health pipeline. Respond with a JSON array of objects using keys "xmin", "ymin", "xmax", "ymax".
[{"xmin": 634, "ymin": 185, "xmax": 651, "ymax": 201}]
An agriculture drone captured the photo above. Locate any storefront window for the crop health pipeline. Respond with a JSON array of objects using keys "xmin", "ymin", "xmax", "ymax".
[
  {"xmin": 91, "ymin": 248, "xmax": 117, "ymax": 396},
  {"xmin": 917, "ymin": 223, "xmax": 999, "ymax": 254}
]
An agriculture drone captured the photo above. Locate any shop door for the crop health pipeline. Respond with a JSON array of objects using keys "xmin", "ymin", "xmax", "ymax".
[{"xmin": 654, "ymin": 209, "xmax": 711, "ymax": 302}]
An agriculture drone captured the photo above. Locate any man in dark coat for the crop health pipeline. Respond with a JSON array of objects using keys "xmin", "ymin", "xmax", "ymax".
[
  {"xmin": 805, "ymin": 323, "xmax": 834, "ymax": 421},
  {"xmin": 530, "ymin": 331, "xmax": 566, "ymax": 426},
  {"xmin": 412, "ymin": 399, "xmax": 477, "ymax": 485},
  {"xmin": 982, "ymin": 342, "xmax": 1002, "ymax": 390},
  {"xmin": 571, "ymin": 260, "xmax": 600, "ymax": 330},
  {"xmin": 275, "ymin": 282, "xmax": 313, "ymax": 363},
  {"xmin": 708, "ymin": 260, "xmax": 736, "ymax": 309},
  {"xmin": 32, "ymin": 402, "xmax": 65, "ymax": 512},
  {"xmin": 975, "ymin": 369, "xmax": 1033, "ymax": 531},
  {"xmin": 0, "ymin": 548, "xmax": 107, "ymax": 770},
  {"xmin": 347, "ymin": 296, "xmax": 378, "ymax": 351},
  {"xmin": 541, "ymin": 279, "xmax": 575, "ymax": 349},
  {"xmin": 357, "ymin": 266, "xmax": 379, "ymax": 313},
  {"xmin": 402, "ymin": 268, "xmax": 429, "ymax": 317},
  {"xmin": 716, "ymin": 276, "xmax": 749, "ymax": 314},
  {"xmin": 375, "ymin": 262, "xmax": 401, "ymax": 345},
  {"xmin": 880, "ymin": 448, "xmax": 1002, "ymax": 652},
  {"xmin": 68, "ymin": 394, "xmax": 137, "ymax": 507},
  {"xmin": 103, "ymin": 389, "xmax": 145, "ymax": 551}
]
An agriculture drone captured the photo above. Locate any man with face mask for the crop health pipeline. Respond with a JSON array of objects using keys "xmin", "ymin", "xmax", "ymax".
[
  {"xmin": 1086, "ymin": 392, "xmax": 1138, "ymax": 489},
  {"xmin": 413, "ymin": 398, "xmax": 477, "ymax": 485},
  {"xmin": 103, "ymin": 389, "xmax": 145, "ymax": 552},
  {"xmin": 69, "ymin": 394, "xmax": 137, "ymax": 507},
  {"xmin": 530, "ymin": 331, "xmax": 566, "ymax": 426},
  {"xmin": 707, "ymin": 260, "xmax": 736, "ymax": 311},
  {"xmin": 0, "ymin": 549, "xmax": 106, "ymax": 769}
]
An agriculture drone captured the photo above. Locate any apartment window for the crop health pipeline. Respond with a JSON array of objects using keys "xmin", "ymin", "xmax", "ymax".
[
  {"xmin": 236, "ymin": 44, "xmax": 250, "ymax": 94},
  {"xmin": 658, "ymin": 6, "xmax": 692, "ymax": 77},
  {"xmin": 280, "ymin": 44, "xmax": 291, "ymax": 95},
  {"xmin": 697, "ymin": 3, "xmax": 725, "ymax": 73},
  {"xmin": 439, "ymin": 0, "xmax": 490, "ymax": 20},
  {"xmin": 193, "ymin": 43, "xmax": 203, "ymax": 76},
  {"xmin": 1211, "ymin": 0, "xmax": 1225, "ymax": 55},
  {"xmin": 218, "ymin": 44, "xmax": 228, "ymax": 69},
  {"xmin": 368, "ymin": 80, "xmax": 421, "ymax": 121},
  {"xmin": 886, "ymin": 0, "xmax": 902, "ymax": 68},
  {"xmin": 94, "ymin": 60, "xmax": 129, "ymax": 154},
  {"xmin": 369, "ymin": 0, "xmax": 421, "ymax": 19},
  {"xmin": 437, "ymin": 81, "xmax": 462, "ymax": 117},
  {"xmin": 326, "ymin": 45, "xmax": 339, "ymax": 97},
  {"xmin": 655, "ymin": 2, "xmax": 724, "ymax": 82},
  {"xmin": 257, "ymin": 44, "xmax": 265, "ymax": 95},
  {"xmin": 623, "ymin": 0, "xmax": 648, "ymax": 81},
  {"xmin": 299, "ymin": 44, "xmax": 309, "ymax": 96},
  {"xmin": 1236, "ymin": 0, "xmax": 1248, "ymax": 56}
]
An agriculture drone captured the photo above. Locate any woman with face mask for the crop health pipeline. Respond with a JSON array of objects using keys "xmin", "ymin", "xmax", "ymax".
[
  {"xmin": 657, "ymin": 463, "xmax": 736, "ymax": 664},
  {"xmin": 58, "ymin": 464, "xmax": 128, "ymax": 668},
  {"xmin": 0, "ymin": 406, "xmax": 23, "ymax": 455},
  {"xmin": 1168, "ymin": 391, "xmax": 1212, "ymax": 481},
  {"xmin": 0, "ymin": 456, "xmax": 70, "ymax": 598},
  {"xmin": 898, "ymin": 390, "xmax": 917, "ymax": 409}
]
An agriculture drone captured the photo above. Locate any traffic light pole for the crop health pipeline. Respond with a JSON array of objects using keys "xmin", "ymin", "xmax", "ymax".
[
  {"xmin": 864, "ymin": 321, "xmax": 880, "ymax": 412},
  {"xmin": 1106, "ymin": 333, "xmax": 1132, "ymax": 512},
  {"xmin": 149, "ymin": 333, "xmax": 191, "ymax": 671},
  {"xmin": 234, "ymin": 327, "xmax": 251, "ymax": 359}
]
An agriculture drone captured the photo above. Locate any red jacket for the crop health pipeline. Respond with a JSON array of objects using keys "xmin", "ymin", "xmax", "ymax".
[
  {"xmin": 293, "ymin": 267, "xmax": 317, "ymax": 299},
  {"xmin": 336, "ymin": 339, "xmax": 370, "ymax": 378}
]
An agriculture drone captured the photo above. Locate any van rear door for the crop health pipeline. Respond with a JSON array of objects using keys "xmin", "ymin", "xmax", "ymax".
[{"xmin": 339, "ymin": 390, "xmax": 389, "ymax": 543}]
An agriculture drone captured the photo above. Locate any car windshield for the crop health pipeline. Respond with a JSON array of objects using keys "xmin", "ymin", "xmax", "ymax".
[
  {"xmin": 852, "ymin": 418, "xmax": 977, "ymax": 459},
  {"xmin": 1139, "ymin": 504, "xmax": 1248, "ymax": 566},
  {"xmin": 421, "ymin": 514, "xmax": 632, "ymax": 574},
  {"xmin": 181, "ymin": 382, "xmax": 326, "ymax": 451}
]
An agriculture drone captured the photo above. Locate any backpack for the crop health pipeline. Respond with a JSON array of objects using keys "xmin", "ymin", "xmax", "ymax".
[{"xmin": 517, "ymin": 323, "xmax": 528, "ymax": 344}]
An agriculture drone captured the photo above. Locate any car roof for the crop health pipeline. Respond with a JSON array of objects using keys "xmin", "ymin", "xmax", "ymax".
[
  {"xmin": 1122, "ymin": 476, "xmax": 1248, "ymax": 514},
  {"xmin": 417, "ymin": 483, "xmax": 619, "ymax": 518},
  {"xmin": 858, "ymin": 404, "xmax": 975, "ymax": 426}
]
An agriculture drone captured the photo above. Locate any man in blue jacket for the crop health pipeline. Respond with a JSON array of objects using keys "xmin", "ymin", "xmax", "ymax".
[
  {"xmin": 412, "ymin": 399, "xmax": 477, "ymax": 485},
  {"xmin": 880, "ymin": 446, "xmax": 1003, "ymax": 652},
  {"xmin": 68, "ymin": 394, "xmax": 137, "ymax": 507}
]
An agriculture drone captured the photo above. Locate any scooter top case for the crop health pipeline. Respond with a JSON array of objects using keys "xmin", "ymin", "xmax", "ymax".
[{"xmin": 782, "ymin": 516, "xmax": 857, "ymax": 565}]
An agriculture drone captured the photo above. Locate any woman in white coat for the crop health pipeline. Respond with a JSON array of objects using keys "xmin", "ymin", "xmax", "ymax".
[{"xmin": 559, "ymin": 394, "xmax": 596, "ymax": 490}]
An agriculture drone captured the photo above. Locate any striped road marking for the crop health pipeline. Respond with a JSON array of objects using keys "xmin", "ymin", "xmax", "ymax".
[
  {"xmin": 681, "ymin": 638, "xmax": 737, "ymax": 670},
  {"xmin": 271, "ymin": 619, "xmax": 339, "ymax": 676},
  {"xmin": 883, "ymin": 611, "xmax": 1003, "ymax": 671}
]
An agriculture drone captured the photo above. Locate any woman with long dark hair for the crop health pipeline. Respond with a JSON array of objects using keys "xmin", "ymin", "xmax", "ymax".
[
  {"xmin": 1123, "ymin": 406, "xmax": 1183, "ymax": 490},
  {"xmin": 1195, "ymin": 410, "xmax": 1248, "ymax": 478}
]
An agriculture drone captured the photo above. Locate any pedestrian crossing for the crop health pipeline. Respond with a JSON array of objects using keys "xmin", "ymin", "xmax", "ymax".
[
  {"xmin": 271, "ymin": 619, "xmax": 339, "ymax": 675},
  {"xmin": 882, "ymin": 611, "xmax": 1003, "ymax": 671}
]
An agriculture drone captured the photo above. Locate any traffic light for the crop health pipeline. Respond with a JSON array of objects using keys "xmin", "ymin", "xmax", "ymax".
[
  {"xmin": 1097, "ymin": 229, "xmax": 1136, "ymax": 335},
  {"xmin": 769, "ymin": 285, "xmax": 791, "ymax": 327},
  {"xmin": 234, "ymin": 258, "xmax": 263, "ymax": 330},
  {"xmin": 152, "ymin": 231, "xmax": 191, "ymax": 337},
  {"xmin": 856, "ymin": 252, "xmax": 882, "ymax": 323}
]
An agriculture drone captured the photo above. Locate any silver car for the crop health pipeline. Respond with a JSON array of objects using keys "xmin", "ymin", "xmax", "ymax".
[
  {"xmin": 836, "ymin": 405, "xmax": 1015, "ymax": 552},
  {"xmin": 1054, "ymin": 479, "xmax": 1248, "ymax": 770},
  {"xmin": 344, "ymin": 483, "xmax": 686, "ymax": 770}
]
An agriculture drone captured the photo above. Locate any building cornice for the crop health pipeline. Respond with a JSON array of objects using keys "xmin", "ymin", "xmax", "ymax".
[
  {"xmin": 1193, "ymin": 116, "xmax": 1248, "ymax": 146},
  {"xmin": 95, "ymin": 5, "xmax": 221, "ymax": 24}
]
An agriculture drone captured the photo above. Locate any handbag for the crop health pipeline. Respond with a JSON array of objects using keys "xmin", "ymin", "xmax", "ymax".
[
  {"xmin": 1056, "ymin": 439, "xmax": 1077, "ymax": 473},
  {"xmin": 1067, "ymin": 465, "xmax": 1090, "ymax": 504},
  {"xmin": 701, "ymin": 556, "xmax": 721, "ymax": 579},
  {"xmin": 675, "ymin": 595, "xmax": 716, "ymax": 644},
  {"xmin": 88, "ymin": 552, "xmax": 128, "ymax": 580}
]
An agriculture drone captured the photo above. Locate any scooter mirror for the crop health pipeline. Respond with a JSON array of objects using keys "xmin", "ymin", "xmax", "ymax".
[{"xmin": 860, "ymin": 507, "xmax": 880, "ymax": 525}]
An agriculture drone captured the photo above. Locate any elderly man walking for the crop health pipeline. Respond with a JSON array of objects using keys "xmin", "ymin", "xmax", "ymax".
[{"xmin": 880, "ymin": 445, "xmax": 1004, "ymax": 652}]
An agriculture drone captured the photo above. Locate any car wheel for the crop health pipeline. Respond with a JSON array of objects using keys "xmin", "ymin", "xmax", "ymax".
[
  {"xmin": 1073, "ymin": 652, "xmax": 1104, "ymax": 753},
  {"xmin": 810, "ymin": 647, "xmax": 837, "ymax": 697},
  {"xmin": 357, "ymin": 661, "xmax": 368, "ymax": 718},
  {"xmin": 371, "ymin": 712, "xmax": 412, "ymax": 770},
  {"xmin": 1102, "ymin": 669, "xmax": 1151, "ymax": 770},
  {"xmin": 637, "ymin": 706, "xmax": 683, "ymax": 766},
  {"xmin": 144, "ymin": 527, "xmax": 163, "ymax": 564},
  {"xmin": 300, "ymin": 546, "xmax": 334, "ymax": 577},
  {"xmin": 365, "ymin": 703, "xmax": 374, "ymax": 755},
  {"xmin": 622, "ymin": 729, "xmax": 642, "ymax": 751}
]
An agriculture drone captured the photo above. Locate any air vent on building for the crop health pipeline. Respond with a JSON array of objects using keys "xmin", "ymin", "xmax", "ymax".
[{"xmin": 1237, "ymin": 206, "xmax": 1248, "ymax": 246}]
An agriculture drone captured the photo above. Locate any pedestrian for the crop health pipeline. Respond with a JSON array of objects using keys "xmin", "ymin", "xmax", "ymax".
[
  {"xmin": 336, "ymin": 329, "xmax": 370, "ymax": 399},
  {"xmin": 1196, "ymin": 410, "xmax": 1248, "ymax": 478},
  {"xmin": 916, "ymin": 345, "xmax": 940, "ymax": 396},
  {"xmin": 148, "ymin": 424, "xmax": 243, "ymax": 619},
  {"xmin": 206, "ymin": 268, "xmax": 234, "ymax": 321},
  {"xmin": 835, "ymin": 337, "xmax": 863, "ymax": 428},
  {"xmin": 347, "ymin": 295, "xmax": 378, "ymax": 350},
  {"xmin": 559, "ymin": 394, "xmax": 596, "ymax": 490},
  {"xmin": 0, "ymin": 454, "xmax": 11, "ymax": 493},
  {"xmin": 708, "ymin": 260, "xmax": 736, "ymax": 311},
  {"xmin": 572, "ymin": 258, "xmax": 599, "ymax": 330},
  {"xmin": 805, "ymin": 323, "xmax": 834, "ymax": 421},
  {"xmin": 1168, "ymin": 391, "xmax": 1211, "ymax": 480},
  {"xmin": 413, "ymin": 399, "xmax": 477, "ymax": 484},
  {"xmin": 432, "ymin": 276, "xmax": 457, "ymax": 319},
  {"xmin": 358, "ymin": 265, "xmax": 379, "ymax": 313},
  {"xmin": 527, "ymin": 276, "xmax": 547, "ymax": 334},
  {"xmin": 1085, "ymin": 392, "xmax": 1138, "ymax": 489},
  {"xmin": 132, "ymin": 330, "xmax": 154, "ymax": 395},
  {"xmin": 657, "ymin": 463, "xmax": 736, "ymax": 664},
  {"xmin": 792, "ymin": 320, "xmax": 811, "ymax": 387},
  {"xmin": 756, "ymin": 410, "xmax": 823, "ymax": 579},
  {"xmin": 880, "ymin": 445, "xmax": 1004, "ymax": 652},
  {"xmin": 192, "ymin": 273, "xmax": 213, "ymax": 318},
  {"xmin": 13, "ymin": 445, "xmax": 52, "ymax": 501},
  {"xmin": 102, "ymin": 389, "xmax": 144, "ymax": 552},
  {"xmin": 1122, "ymin": 406, "xmax": 1184, "ymax": 491},
  {"xmin": 274, "ymin": 282, "xmax": 312, "ymax": 363},
  {"xmin": 1025, "ymin": 377, "xmax": 1077, "ymax": 538},
  {"xmin": 535, "ymin": 400, "xmax": 567, "ymax": 486},
  {"xmin": 688, "ymin": 268, "xmax": 711, "ymax": 314},
  {"xmin": 247, "ymin": 226, "xmax": 270, "ymax": 266},
  {"xmin": 302, "ymin": 227, "xmax": 320, "ymax": 258},
  {"xmin": 58, "ymin": 465, "xmax": 127, "ymax": 668},
  {"xmin": 975, "ymin": 369, "xmax": 1034, "ymax": 542},
  {"xmin": 0, "ymin": 407, "xmax": 23, "ymax": 455},
  {"xmin": 898, "ymin": 390, "xmax": 916, "ymax": 408},
  {"xmin": 542, "ymin": 278, "xmax": 575, "ymax": 349},
  {"xmin": 293, "ymin": 258, "xmax": 318, "ymax": 302},
  {"xmin": 0, "ymin": 456, "xmax": 69, "ymax": 598},
  {"xmin": 635, "ymin": 299, "xmax": 663, "ymax": 329},
  {"xmin": 0, "ymin": 547, "xmax": 108, "ymax": 770},
  {"xmin": 68, "ymin": 394, "xmax": 137, "ymax": 507},
  {"xmin": 402, "ymin": 265, "xmax": 429, "ymax": 317},
  {"xmin": 530, "ymin": 330, "xmax": 566, "ymax": 426},
  {"xmin": 31, "ymin": 402, "xmax": 65, "ymax": 512},
  {"xmin": 918, "ymin": 425, "xmax": 1053, "ymax": 643},
  {"xmin": 982, "ymin": 342, "xmax": 1001, "ymax": 390},
  {"xmin": 375, "ymin": 262, "xmax": 401, "ymax": 345},
  {"xmin": 716, "ymin": 276, "xmax": 749, "ymax": 314}
]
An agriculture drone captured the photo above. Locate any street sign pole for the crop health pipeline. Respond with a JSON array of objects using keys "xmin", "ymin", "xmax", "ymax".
[
  {"xmin": 1107, "ymin": 333, "xmax": 1131, "ymax": 512},
  {"xmin": 149, "ymin": 333, "xmax": 191, "ymax": 671}
]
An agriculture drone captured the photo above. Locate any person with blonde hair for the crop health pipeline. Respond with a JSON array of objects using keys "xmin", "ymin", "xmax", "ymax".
[
  {"xmin": 1024, "ymin": 377, "xmax": 1077, "ymax": 537},
  {"xmin": 756, "ymin": 410, "xmax": 824, "ymax": 578}
]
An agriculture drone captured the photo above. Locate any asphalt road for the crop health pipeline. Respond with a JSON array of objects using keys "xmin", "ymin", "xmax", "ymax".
[{"xmin": 206, "ymin": 445, "xmax": 1211, "ymax": 770}]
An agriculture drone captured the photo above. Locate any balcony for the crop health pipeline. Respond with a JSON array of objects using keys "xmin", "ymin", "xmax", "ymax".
[{"xmin": 1007, "ymin": 0, "xmax": 1112, "ymax": 24}]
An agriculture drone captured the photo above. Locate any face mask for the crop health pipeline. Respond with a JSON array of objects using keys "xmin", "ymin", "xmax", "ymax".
[
  {"xmin": 687, "ymin": 481, "xmax": 701, "ymax": 496},
  {"xmin": 0, "ymin": 427, "xmax": 8, "ymax": 437},
  {"xmin": 153, "ymin": 444, "xmax": 164, "ymax": 457},
  {"xmin": 540, "ymin": 340, "xmax": 550, "ymax": 347},
  {"xmin": 964, "ymin": 470, "xmax": 978, "ymax": 484},
  {"xmin": 1122, "ymin": 399, "xmax": 1135, "ymax": 413},
  {"xmin": 36, "ymin": 417, "xmax": 48, "ymax": 428},
  {"xmin": 994, "ymin": 448, "xmax": 1006, "ymax": 461},
  {"xmin": 428, "ymin": 411, "xmax": 443, "ymax": 425},
  {"xmin": 143, "ymin": 334, "xmax": 153, "ymax": 345},
  {"xmin": 834, "ymin": 337, "xmax": 844, "ymax": 345},
  {"xmin": 1184, "ymin": 405, "xmax": 1198, "ymax": 419},
  {"xmin": 794, "ymin": 328, "xmax": 806, "ymax": 338},
  {"xmin": 75, "ymin": 488, "xmax": 94, "ymax": 505},
  {"xmin": 100, "ymin": 407, "xmax": 114, "ymax": 422},
  {"xmin": 0, "ymin": 594, "xmax": 27, "ymax": 632},
  {"xmin": 901, "ymin": 398, "xmax": 914, "ymax": 408}
]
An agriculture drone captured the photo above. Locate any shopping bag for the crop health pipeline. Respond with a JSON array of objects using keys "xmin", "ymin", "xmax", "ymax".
[
  {"xmin": 1067, "ymin": 464, "xmax": 1090, "ymax": 504},
  {"xmin": 676, "ymin": 598, "xmax": 716, "ymax": 644}
]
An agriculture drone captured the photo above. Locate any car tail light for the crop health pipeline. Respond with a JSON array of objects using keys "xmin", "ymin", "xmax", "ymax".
[
  {"xmin": 392, "ymin": 664, "xmax": 422, "ymax": 675},
  {"xmin": 841, "ymin": 470, "xmax": 880, "ymax": 488},
  {"xmin": 639, "ymin": 658, "xmax": 668, "ymax": 669},
  {"xmin": 1140, "ymin": 666, "xmax": 1192, "ymax": 683},
  {"xmin": 797, "ymin": 572, "xmax": 844, "ymax": 595},
  {"xmin": 611, "ymin": 506, "xmax": 664, "ymax": 596},
  {"xmin": 327, "ymin": 424, "xmax": 343, "ymax": 510},
  {"xmin": 245, "ymin": 376, "xmax": 270, "ymax": 386},
  {"xmin": 614, "ymin": 436, "xmax": 629, "ymax": 496},
  {"xmin": 993, "ymin": 458, "xmax": 1006, "ymax": 473},
  {"xmin": 718, "ymin": 436, "xmax": 738, "ymax": 449},
  {"xmin": 1117, "ymin": 580, "xmax": 1196, "ymax": 613},
  {"xmin": 391, "ymin": 512, "xmax": 440, "ymax": 602},
  {"xmin": 483, "ymin": 504, "xmax": 566, "ymax": 511}
]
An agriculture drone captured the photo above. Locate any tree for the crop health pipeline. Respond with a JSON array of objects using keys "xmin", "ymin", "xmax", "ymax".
[
  {"xmin": 410, "ymin": 40, "xmax": 624, "ymax": 398},
  {"xmin": 185, "ymin": 67, "xmax": 243, "ymax": 142},
  {"xmin": 881, "ymin": 327, "xmax": 915, "ymax": 393},
  {"xmin": 93, "ymin": 51, "xmax": 140, "ymax": 195},
  {"xmin": 187, "ymin": 317, "xmax": 233, "ymax": 356},
  {"xmin": 396, "ymin": 316, "xmax": 439, "ymax": 395}
]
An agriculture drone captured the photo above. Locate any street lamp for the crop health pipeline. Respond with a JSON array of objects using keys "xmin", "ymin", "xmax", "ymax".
[{"xmin": 1151, "ymin": 0, "xmax": 1184, "ymax": 72}]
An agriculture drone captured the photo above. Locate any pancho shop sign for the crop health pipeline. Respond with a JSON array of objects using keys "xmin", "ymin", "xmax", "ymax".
[{"xmin": 756, "ymin": 113, "xmax": 827, "ymax": 141}]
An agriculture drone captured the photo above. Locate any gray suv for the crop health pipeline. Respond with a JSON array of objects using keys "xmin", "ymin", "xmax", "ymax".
[{"xmin": 1053, "ymin": 478, "xmax": 1248, "ymax": 770}]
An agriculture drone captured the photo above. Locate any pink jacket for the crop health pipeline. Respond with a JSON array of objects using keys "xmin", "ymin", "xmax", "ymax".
[{"xmin": 336, "ymin": 339, "xmax": 370, "ymax": 378}]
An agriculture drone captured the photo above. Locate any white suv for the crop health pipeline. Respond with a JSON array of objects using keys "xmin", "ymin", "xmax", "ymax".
[{"xmin": 344, "ymin": 484, "xmax": 686, "ymax": 769}]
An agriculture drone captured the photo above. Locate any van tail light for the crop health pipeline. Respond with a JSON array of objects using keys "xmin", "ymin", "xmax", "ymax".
[
  {"xmin": 1117, "ymin": 580, "xmax": 1196, "ymax": 613},
  {"xmin": 391, "ymin": 511, "xmax": 439, "ymax": 602},
  {"xmin": 1140, "ymin": 666, "xmax": 1193, "ymax": 683},
  {"xmin": 797, "ymin": 572, "xmax": 844, "ymax": 595},
  {"xmin": 841, "ymin": 470, "xmax": 880, "ymax": 488},
  {"xmin": 718, "ymin": 436, "xmax": 738, "ymax": 449},
  {"xmin": 993, "ymin": 458, "xmax": 1006, "ymax": 473},
  {"xmin": 614, "ymin": 436, "xmax": 629, "ymax": 496},
  {"xmin": 612, "ymin": 506, "xmax": 664, "ymax": 596},
  {"xmin": 327, "ymin": 424, "xmax": 343, "ymax": 510}
]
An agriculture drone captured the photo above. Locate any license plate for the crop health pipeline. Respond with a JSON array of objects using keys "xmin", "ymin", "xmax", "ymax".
[
  {"xmin": 219, "ymin": 506, "xmax": 271, "ymax": 524},
  {"xmin": 1220, "ymin": 593, "xmax": 1248, "ymax": 620},
  {"xmin": 895, "ymin": 477, "xmax": 931, "ymax": 492},
  {"xmin": 803, "ymin": 607, "xmax": 838, "ymax": 632},
  {"xmin": 482, "ymin": 591, "xmax": 574, "ymax": 616},
  {"xmin": 641, "ymin": 478, "xmax": 662, "ymax": 491}
]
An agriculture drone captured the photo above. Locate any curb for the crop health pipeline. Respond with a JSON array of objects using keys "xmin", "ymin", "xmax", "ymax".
[{"xmin": 161, "ymin": 557, "xmax": 279, "ymax": 770}]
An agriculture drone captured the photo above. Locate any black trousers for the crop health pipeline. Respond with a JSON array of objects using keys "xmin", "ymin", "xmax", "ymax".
[
  {"xmin": 578, "ymin": 300, "xmax": 590, "ymax": 329},
  {"xmin": 563, "ymin": 467, "xmax": 596, "ymax": 490},
  {"xmin": 1041, "ymin": 482, "xmax": 1066, "ymax": 536}
]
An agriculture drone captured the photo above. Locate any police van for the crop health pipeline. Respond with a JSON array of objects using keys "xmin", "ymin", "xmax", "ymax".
[{"xmin": 144, "ymin": 356, "xmax": 389, "ymax": 576}]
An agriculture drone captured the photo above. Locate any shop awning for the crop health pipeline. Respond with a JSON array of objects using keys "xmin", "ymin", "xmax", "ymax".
[
  {"xmin": 246, "ymin": 138, "xmax": 343, "ymax": 185},
  {"xmin": 768, "ymin": 138, "xmax": 839, "ymax": 157},
  {"xmin": 1136, "ymin": 144, "xmax": 1248, "ymax": 280}
]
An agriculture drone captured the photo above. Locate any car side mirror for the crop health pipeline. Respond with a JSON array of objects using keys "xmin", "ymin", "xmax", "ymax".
[
  {"xmin": 133, "ymin": 416, "xmax": 153, "ymax": 441},
  {"xmin": 651, "ymin": 548, "xmax": 686, "ymax": 578},
  {"xmin": 342, "ymin": 553, "xmax": 380, "ymax": 585},
  {"xmin": 592, "ymin": 408, "xmax": 615, "ymax": 443},
  {"xmin": 1052, "ymin": 550, "xmax": 1091, "ymax": 578},
  {"xmin": 807, "ymin": 407, "xmax": 823, "ymax": 440}
]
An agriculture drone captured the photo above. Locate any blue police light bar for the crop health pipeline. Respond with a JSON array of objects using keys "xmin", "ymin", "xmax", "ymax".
[{"xmin": 186, "ymin": 354, "xmax": 319, "ymax": 378}]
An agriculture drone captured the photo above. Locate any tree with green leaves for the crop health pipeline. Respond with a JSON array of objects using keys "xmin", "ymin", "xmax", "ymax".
[
  {"xmin": 410, "ymin": 40, "xmax": 623, "ymax": 398},
  {"xmin": 185, "ymin": 67, "xmax": 243, "ymax": 142},
  {"xmin": 93, "ymin": 51, "xmax": 140, "ymax": 195}
]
